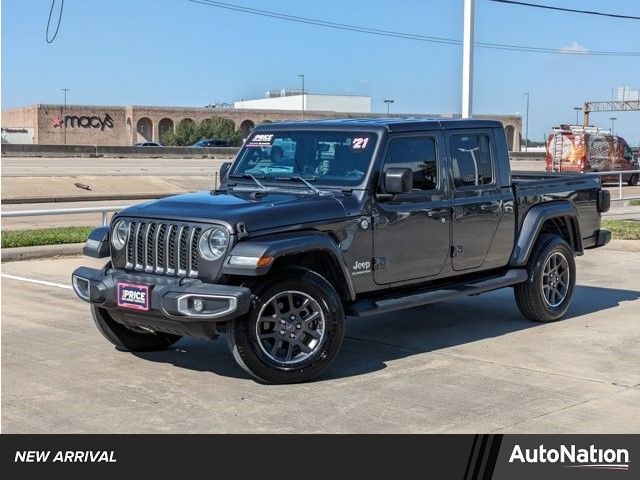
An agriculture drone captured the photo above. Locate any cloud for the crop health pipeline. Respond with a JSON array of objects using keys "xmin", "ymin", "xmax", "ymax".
[
  {"xmin": 357, "ymin": 78, "xmax": 369, "ymax": 85},
  {"xmin": 559, "ymin": 41, "xmax": 589, "ymax": 54}
]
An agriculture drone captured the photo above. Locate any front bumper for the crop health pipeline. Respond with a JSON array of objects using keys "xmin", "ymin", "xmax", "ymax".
[{"xmin": 72, "ymin": 266, "xmax": 252, "ymax": 338}]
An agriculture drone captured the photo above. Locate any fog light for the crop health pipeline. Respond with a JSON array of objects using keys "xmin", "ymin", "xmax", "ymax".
[
  {"xmin": 192, "ymin": 298, "xmax": 204, "ymax": 313},
  {"xmin": 72, "ymin": 275, "xmax": 90, "ymax": 301}
]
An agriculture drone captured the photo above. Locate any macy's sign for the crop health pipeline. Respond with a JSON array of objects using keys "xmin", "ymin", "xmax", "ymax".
[{"xmin": 51, "ymin": 113, "xmax": 114, "ymax": 131}]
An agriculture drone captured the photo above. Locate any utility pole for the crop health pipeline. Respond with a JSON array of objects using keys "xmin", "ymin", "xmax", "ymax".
[
  {"xmin": 573, "ymin": 106, "xmax": 582, "ymax": 125},
  {"xmin": 523, "ymin": 92, "xmax": 529, "ymax": 152},
  {"xmin": 61, "ymin": 88, "xmax": 70, "ymax": 145},
  {"xmin": 298, "ymin": 74, "xmax": 305, "ymax": 119},
  {"xmin": 461, "ymin": 0, "xmax": 474, "ymax": 118},
  {"xmin": 384, "ymin": 99, "xmax": 394, "ymax": 116}
]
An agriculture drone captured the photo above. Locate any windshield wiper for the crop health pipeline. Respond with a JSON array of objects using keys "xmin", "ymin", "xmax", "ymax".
[
  {"xmin": 229, "ymin": 173, "xmax": 267, "ymax": 190},
  {"xmin": 275, "ymin": 176, "xmax": 320, "ymax": 194}
]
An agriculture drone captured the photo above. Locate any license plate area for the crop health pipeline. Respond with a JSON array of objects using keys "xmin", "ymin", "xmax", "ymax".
[{"xmin": 117, "ymin": 283, "xmax": 150, "ymax": 311}]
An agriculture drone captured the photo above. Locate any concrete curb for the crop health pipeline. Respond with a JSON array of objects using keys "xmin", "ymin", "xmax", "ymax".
[
  {"xmin": 603, "ymin": 239, "xmax": 640, "ymax": 252},
  {"xmin": 1, "ymin": 243, "xmax": 85, "ymax": 263}
]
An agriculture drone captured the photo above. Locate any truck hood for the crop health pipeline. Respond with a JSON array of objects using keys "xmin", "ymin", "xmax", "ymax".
[{"xmin": 118, "ymin": 190, "xmax": 349, "ymax": 232}]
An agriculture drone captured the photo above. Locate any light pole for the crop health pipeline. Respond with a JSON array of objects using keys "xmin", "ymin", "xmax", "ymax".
[
  {"xmin": 573, "ymin": 107, "xmax": 582, "ymax": 125},
  {"xmin": 461, "ymin": 0, "xmax": 475, "ymax": 118},
  {"xmin": 298, "ymin": 74, "xmax": 305, "ymax": 119},
  {"xmin": 61, "ymin": 88, "xmax": 70, "ymax": 145},
  {"xmin": 523, "ymin": 92, "xmax": 529, "ymax": 152},
  {"xmin": 384, "ymin": 99, "xmax": 395, "ymax": 116},
  {"xmin": 610, "ymin": 117, "xmax": 617, "ymax": 134}
]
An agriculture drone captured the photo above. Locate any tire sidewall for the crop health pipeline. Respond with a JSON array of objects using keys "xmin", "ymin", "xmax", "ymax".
[
  {"xmin": 528, "ymin": 236, "xmax": 576, "ymax": 320},
  {"xmin": 229, "ymin": 269, "xmax": 345, "ymax": 383}
]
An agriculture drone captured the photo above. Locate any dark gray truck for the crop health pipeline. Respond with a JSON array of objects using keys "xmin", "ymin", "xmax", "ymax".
[{"xmin": 72, "ymin": 119, "xmax": 611, "ymax": 383}]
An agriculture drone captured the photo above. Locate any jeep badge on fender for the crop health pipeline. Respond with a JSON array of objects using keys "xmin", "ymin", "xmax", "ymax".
[{"xmin": 72, "ymin": 118, "xmax": 611, "ymax": 384}]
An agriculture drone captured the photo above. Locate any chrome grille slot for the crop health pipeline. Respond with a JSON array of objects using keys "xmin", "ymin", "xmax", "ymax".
[{"xmin": 121, "ymin": 220, "xmax": 206, "ymax": 278}]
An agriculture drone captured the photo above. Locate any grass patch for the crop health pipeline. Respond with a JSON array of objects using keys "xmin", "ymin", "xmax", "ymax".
[
  {"xmin": 602, "ymin": 220, "xmax": 640, "ymax": 240},
  {"xmin": 2, "ymin": 226, "xmax": 93, "ymax": 248},
  {"xmin": 629, "ymin": 199, "xmax": 640, "ymax": 206}
]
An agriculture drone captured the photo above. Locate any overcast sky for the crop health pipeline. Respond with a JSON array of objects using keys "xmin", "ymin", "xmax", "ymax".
[{"xmin": 2, "ymin": 0, "xmax": 639, "ymax": 143}]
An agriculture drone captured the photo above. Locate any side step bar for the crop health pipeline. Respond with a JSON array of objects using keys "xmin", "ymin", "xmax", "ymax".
[{"xmin": 349, "ymin": 269, "xmax": 528, "ymax": 317}]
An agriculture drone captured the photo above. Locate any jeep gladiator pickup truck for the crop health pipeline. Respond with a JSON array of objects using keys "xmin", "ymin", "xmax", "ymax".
[{"xmin": 72, "ymin": 119, "xmax": 611, "ymax": 384}]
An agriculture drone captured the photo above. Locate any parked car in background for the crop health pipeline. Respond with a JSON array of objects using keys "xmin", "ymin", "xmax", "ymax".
[
  {"xmin": 545, "ymin": 125, "xmax": 639, "ymax": 186},
  {"xmin": 133, "ymin": 142, "xmax": 164, "ymax": 147},
  {"xmin": 192, "ymin": 138, "xmax": 231, "ymax": 147}
]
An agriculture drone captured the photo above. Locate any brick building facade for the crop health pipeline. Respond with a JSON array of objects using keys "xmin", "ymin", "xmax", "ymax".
[{"xmin": 2, "ymin": 104, "xmax": 522, "ymax": 150}]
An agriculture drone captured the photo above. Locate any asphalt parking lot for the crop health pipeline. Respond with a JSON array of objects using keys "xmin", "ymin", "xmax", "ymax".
[{"xmin": 2, "ymin": 247, "xmax": 639, "ymax": 433}]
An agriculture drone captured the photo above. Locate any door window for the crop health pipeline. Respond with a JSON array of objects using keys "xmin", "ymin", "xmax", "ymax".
[
  {"xmin": 383, "ymin": 137, "xmax": 438, "ymax": 191},
  {"xmin": 450, "ymin": 134, "xmax": 493, "ymax": 187}
]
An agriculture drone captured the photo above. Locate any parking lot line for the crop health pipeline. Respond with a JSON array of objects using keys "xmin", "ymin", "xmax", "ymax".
[{"xmin": 1, "ymin": 273, "xmax": 72, "ymax": 290}]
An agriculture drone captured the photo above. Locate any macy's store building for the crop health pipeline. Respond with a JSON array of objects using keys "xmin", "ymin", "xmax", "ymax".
[{"xmin": 1, "ymin": 104, "xmax": 523, "ymax": 150}]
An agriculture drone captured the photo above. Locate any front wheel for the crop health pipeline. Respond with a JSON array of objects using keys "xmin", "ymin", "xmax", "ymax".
[
  {"xmin": 227, "ymin": 268, "xmax": 345, "ymax": 384},
  {"xmin": 514, "ymin": 234, "xmax": 576, "ymax": 322},
  {"xmin": 628, "ymin": 173, "xmax": 639, "ymax": 187}
]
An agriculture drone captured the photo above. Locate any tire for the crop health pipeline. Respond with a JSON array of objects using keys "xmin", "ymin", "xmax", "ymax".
[
  {"xmin": 628, "ymin": 174, "xmax": 639, "ymax": 187},
  {"xmin": 91, "ymin": 305, "xmax": 182, "ymax": 352},
  {"xmin": 227, "ymin": 268, "xmax": 345, "ymax": 384},
  {"xmin": 514, "ymin": 234, "xmax": 576, "ymax": 322}
]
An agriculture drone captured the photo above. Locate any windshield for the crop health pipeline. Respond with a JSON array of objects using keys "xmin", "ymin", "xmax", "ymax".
[{"xmin": 230, "ymin": 130, "xmax": 378, "ymax": 186}]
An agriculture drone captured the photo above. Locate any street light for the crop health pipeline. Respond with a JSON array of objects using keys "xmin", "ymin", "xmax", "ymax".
[
  {"xmin": 383, "ymin": 99, "xmax": 395, "ymax": 116},
  {"xmin": 61, "ymin": 88, "xmax": 70, "ymax": 145},
  {"xmin": 523, "ymin": 92, "xmax": 529, "ymax": 152},
  {"xmin": 610, "ymin": 117, "xmax": 617, "ymax": 134},
  {"xmin": 298, "ymin": 74, "xmax": 305, "ymax": 119},
  {"xmin": 573, "ymin": 107, "xmax": 582, "ymax": 126}
]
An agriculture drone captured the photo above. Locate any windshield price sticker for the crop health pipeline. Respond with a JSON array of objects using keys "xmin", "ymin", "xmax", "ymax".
[
  {"xmin": 352, "ymin": 137, "xmax": 370, "ymax": 150},
  {"xmin": 247, "ymin": 134, "xmax": 275, "ymax": 147}
]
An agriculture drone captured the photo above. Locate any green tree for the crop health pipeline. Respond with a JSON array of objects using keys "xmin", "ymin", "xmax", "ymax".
[
  {"xmin": 162, "ymin": 119, "xmax": 199, "ymax": 146},
  {"xmin": 161, "ymin": 117, "xmax": 243, "ymax": 146},
  {"xmin": 198, "ymin": 117, "xmax": 242, "ymax": 146}
]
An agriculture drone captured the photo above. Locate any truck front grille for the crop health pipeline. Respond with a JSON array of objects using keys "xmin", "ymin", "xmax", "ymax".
[{"xmin": 124, "ymin": 221, "xmax": 203, "ymax": 277}]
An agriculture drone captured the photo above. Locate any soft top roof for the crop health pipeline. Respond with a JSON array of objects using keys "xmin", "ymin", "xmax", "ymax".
[{"xmin": 252, "ymin": 117, "xmax": 504, "ymax": 133}]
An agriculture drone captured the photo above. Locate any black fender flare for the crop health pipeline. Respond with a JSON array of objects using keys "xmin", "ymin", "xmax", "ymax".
[
  {"xmin": 83, "ymin": 226, "xmax": 111, "ymax": 258},
  {"xmin": 221, "ymin": 231, "xmax": 356, "ymax": 300},
  {"xmin": 510, "ymin": 201, "xmax": 583, "ymax": 267}
]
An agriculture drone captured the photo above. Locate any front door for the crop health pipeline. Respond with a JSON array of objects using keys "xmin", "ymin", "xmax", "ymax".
[
  {"xmin": 373, "ymin": 133, "xmax": 450, "ymax": 285},
  {"xmin": 448, "ymin": 130, "xmax": 504, "ymax": 271}
]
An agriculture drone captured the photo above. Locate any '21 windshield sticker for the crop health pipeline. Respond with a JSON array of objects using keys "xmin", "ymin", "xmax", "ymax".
[
  {"xmin": 246, "ymin": 134, "xmax": 275, "ymax": 147},
  {"xmin": 352, "ymin": 137, "xmax": 370, "ymax": 150}
]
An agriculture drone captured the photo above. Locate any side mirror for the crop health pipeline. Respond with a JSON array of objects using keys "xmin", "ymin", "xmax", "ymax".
[
  {"xmin": 219, "ymin": 162, "xmax": 232, "ymax": 180},
  {"xmin": 384, "ymin": 167, "xmax": 413, "ymax": 194}
]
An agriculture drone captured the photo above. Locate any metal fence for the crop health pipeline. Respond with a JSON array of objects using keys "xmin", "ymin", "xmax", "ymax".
[
  {"xmin": 585, "ymin": 170, "xmax": 640, "ymax": 201},
  {"xmin": 1, "ymin": 170, "xmax": 639, "ymax": 226},
  {"xmin": 1, "ymin": 205, "xmax": 127, "ymax": 226}
]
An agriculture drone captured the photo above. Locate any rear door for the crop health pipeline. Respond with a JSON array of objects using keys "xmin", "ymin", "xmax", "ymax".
[
  {"xmin": 372, "ymin": 132, "xmax": 450, "ymax": 284},
  {"xmin": 447, "ymin": 129, "xmax": 504, "ymax": 271}
]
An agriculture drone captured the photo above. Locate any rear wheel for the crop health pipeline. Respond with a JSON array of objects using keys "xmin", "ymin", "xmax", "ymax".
[
  {"xmin": 91, "ymin": 305, "xmax": 181, "ymax": 352},
  {"xmin": 514, "ymin": 234, "xmax": 576, "ymax": 322},
  {"xmin": 227, "ymin": 268, "xmax": 345, "ymax": 384}
]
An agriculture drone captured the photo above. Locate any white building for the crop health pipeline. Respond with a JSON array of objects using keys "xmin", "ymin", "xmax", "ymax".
[{"xmin": 234, "ymin": 90, "xmax": 371, "ymax": 113}]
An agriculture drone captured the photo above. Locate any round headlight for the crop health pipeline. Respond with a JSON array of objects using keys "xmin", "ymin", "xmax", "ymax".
[
  {"xmin": 199, "ymin": 227, "xmax": 229, "ymax": 260},
  {"xmin": 111, "ymin": 220, "xmax": 129, "ymax": 249}
]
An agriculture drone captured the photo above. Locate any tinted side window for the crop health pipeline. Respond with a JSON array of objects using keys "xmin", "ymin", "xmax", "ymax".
[
  {"xmin": 450, "ymin": 134, "xmax": 493, "ymax": 187},
  {"xmin": 383, "ymin": 137, "xmax": 438, "ymax": 191}
]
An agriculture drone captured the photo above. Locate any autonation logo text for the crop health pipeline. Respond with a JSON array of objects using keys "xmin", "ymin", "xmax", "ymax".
[{"xmin": 509, "ymin": 444, "xmax": 630, "ymax": 471}]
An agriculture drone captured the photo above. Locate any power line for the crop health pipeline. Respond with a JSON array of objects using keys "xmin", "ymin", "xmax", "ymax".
[
  {"xmin": 490, "ymin": 0, "xmax": 640, "ymax": 21},
  {"xmin": 187, "ymin": 0, "xmax": 640, "ymax": 56},
  {"xmin": 46, "ymin": 0, "xmax": 64, "ymax": 43}
]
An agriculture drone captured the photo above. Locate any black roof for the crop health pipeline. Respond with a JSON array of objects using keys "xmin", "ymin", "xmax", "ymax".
[{"xmin": 253, "ymin": 117, "xmax": 503, "ymax": 132}]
